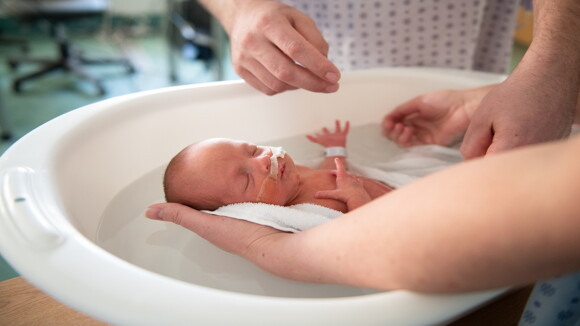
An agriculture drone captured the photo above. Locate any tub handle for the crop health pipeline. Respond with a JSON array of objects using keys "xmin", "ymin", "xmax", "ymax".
[{"xmin": 1, "ymin": 167, "xmax": 64, "ymax": 248}]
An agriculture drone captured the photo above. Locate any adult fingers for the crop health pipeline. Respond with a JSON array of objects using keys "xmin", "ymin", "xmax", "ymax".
[
  {"xmin": 397, "ymin": 126, "xmax": 416, "ymax": 147},
  {"xmin": 483, "ymin": 132, "xmax": 524, "ymax": 156},
  {"xmin": 384, "ymin": 96, "xmax": 425, "ymax": 123},
  {"xmin": 384, "ymin": 122, "xmax": 405, "ymax": 143},
  {"xmin": 259, "ymin": 24, "xmax": 339, "ymax": 92},
  {"xmin": 382, "ymin": 97, "xmax": 425, "ymax": 138},
  {"xmin": 382, "ymin": 118, "xmax": 395, "ymax": 137},
  {"xmin": 146, "ymin": 203, "xmax": 279, "ymax": 255},
  {"xmin": 460, "ymin": 121, "xmax": 494, "ymax": 159},
  {"xmin": 272, "ymin": 13, "xmax": 340, "ymax": 84},
  {"xmin": 237, "ymin": 69, "xmax": 279, "ymax": 95},
  {"xmin": 146, "ymin": 203, "xmax": 218, "ymax": 236},
  {"xmin": 237, "ymin": 55, "xmax": 297, "ymax": 95},
  {"xmin": 293, "ymin": 11, "xmax": 330, "ymax": 56}
]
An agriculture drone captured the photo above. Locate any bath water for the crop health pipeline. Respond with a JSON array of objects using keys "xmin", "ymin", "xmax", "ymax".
[{"xmin": 96, "ymin": 124, "xmax": 396, "ymax": 298}]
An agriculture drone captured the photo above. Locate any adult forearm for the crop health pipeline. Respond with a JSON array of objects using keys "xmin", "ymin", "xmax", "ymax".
[
  {"xmin": 198, "ymin": 0, "xmax": 269, "ymax": 35},
  {"xmin": 576, "ymin": 89, "xmax": 580, "ymax": 123},
  {"xmin": 531, "ymin": 0, "xmax": 580, "ymax": 63},
  {"xmin": 248, "ymin": 136, "xmax": 580, "ymax": 293},
  {"xmin": 523, "ymin": 0, "xmax": 580, "ymax": 95}
]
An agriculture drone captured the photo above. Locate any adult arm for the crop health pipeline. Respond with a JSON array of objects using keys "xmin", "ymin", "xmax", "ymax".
[
  {"xmin": 383, "ymin": 81, "xmax": 580, "ymax": 148},
  {"xmin": 460, "ymin": 0, "xmax": 580, "ymax": 158},
  {"xmin": 198, "ymin": 0, "xmax": 340, "ymax": 95},
  {"xmin": 576, "ymin": 89, "xmax": 580, "ymax": 122},
  {"xmin": 147, "ymin": 135, "xmax": 580, "ymax": 293}
]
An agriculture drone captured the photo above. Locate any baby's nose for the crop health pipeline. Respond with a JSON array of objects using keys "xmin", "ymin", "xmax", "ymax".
[{"xmin": 256, "ymin": 149, "xmax": 272, "ymax": 173}]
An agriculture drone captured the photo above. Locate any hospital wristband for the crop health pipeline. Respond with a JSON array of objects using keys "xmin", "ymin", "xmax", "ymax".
[{"xmin": 325, "ymin": 146, "xmax": 347, "ymax": 157}]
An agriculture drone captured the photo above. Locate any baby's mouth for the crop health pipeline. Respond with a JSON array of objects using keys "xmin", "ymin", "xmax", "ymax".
[
  {"xmin": 266, "ymin": 146, "xmax": 286, "ymax": 178},
  {"xmin": 279, "ymin": 162, "xmax": 285, "ymax": 179}
]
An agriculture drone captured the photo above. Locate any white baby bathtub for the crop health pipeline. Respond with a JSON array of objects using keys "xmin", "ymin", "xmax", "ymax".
[{"xmin": 0, "ymin": 68, "xmax": 507, "ymax": 326}]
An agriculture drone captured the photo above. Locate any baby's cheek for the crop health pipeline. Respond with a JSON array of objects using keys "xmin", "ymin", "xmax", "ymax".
[{"xmin": 256, "ymin": 177, "xmax": 281, "ymax": 204}]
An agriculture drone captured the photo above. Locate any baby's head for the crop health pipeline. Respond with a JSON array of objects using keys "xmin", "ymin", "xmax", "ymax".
[{"xmin": 164, "ymin": 138, "xmax": 301, "ymax": 210}]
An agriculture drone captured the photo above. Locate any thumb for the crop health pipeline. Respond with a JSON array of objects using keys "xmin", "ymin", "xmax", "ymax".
[
  {"xmin": 461, "ymin": 121, "xmax": 493, "ymax": 160},
  {"xmin": 145, "ymin": 202, "xmax": 211, "ymax": 232},
  {"xmin": 484, "ymin": 133, "xmax": 520, "ymax": 156}
]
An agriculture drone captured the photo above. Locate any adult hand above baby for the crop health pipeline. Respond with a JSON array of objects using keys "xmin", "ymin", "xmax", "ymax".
[
  {"xmin": 382, "ymin": 85, "xmax": 494, "ymax": 147},
  {"xmin": 200, "ymin": 0, "xmax": 341, "ymax": 95}
]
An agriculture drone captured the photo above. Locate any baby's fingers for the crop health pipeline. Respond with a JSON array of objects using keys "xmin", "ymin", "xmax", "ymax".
[
  {"xmin": 334, "ymin": 120, "xmax": 350, "ymax": 134},
  {"xmin": 341, "ymin": 120, "xmax": 350, "ymax": 135},
  {"xmin": 333, "ymin": 158, "xmax": 347, "ymax": 176},
  {"xmin": 306, "ymin": 134, "xmax": 318, "ymax": 142},
  {"xmin": 306, "ymin": 134, "xmax": 325, "ymax": 144},
  {"xmin": 314, "ymin": 190, "xmax": 340, "ymax": 201}
]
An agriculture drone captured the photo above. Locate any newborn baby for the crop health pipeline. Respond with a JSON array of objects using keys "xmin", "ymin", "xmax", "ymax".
[{"xmin": 163, "ymin": 121, "xmax": 392, "ymax": 213}]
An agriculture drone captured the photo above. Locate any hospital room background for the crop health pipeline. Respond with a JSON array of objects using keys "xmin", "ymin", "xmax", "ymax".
[{"xmin": 0, "ymin": 0, "xmax": 532, "ymax": 288}]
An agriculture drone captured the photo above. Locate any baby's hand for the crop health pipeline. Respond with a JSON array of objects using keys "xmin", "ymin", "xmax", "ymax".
[
  {"xmin": 306, "ymin": 120, "xmax": 350, "ymax": 148},
  {"xmin": 315, "ymin": 158, "xmax": 371, "ymax": 211}
]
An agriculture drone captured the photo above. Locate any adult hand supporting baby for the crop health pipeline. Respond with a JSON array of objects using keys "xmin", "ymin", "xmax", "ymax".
[
  {"xmin": 146, "ymin": 203, "xmax": 286, "ymax": 257},
  {"xmin": 148, "ymin": 136, "xmax": 580, "ymax": 293},
  {"xmin": 199, "ymin": 0, "xmax": 341, "ymax": 95}
]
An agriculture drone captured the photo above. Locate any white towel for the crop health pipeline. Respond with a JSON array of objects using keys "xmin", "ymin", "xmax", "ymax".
[
  {"xmin": 204, "ymin": 203, "xmax": 343, "ymax": 233},
  {"xmin": 204, "ymin": 145, "xmax": 462, "ymax": 232},
  {"xmin": 350, "ymin": 144, "xmax": 463, "ymax": 188}
]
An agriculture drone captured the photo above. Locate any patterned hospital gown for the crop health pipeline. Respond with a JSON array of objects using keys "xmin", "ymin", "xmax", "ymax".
[
  {"xmin": 279, "ymin": 0, "xmax": 520, "ymax": 73},
  {"xmin": 520, "ymin": 273, "xmax": 580, "ymax": 326},
  {"xmin": 277, "ymin": 1, "xmax": 580, "ymax": 324}
]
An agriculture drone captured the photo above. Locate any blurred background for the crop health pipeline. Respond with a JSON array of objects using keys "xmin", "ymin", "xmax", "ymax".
[
  {"xmin": 0, "ymin": 0, "xmax": 236, "ymax": 152},
  {"xmin": 0, "ymin": 0, "xmax": 532, "ymax": 281}
]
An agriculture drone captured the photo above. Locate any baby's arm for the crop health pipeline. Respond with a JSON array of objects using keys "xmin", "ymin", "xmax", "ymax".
[
  {"xmin": 306, "ymin": 120, "xmax": 349, "ymax": 170},
  {"xmin": 315, "ymin": 158, "xmax": 372, "ymax": 211}
]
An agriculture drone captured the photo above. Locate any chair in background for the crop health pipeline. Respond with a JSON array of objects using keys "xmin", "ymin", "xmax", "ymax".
[
  {"xmin": 3, "ymin": 0, "xmax": 135, "ymax": 96},
  {"xmin": 0, "ymin": 25, "xmax": 30, "ymax": 141},
  {"xmin": 167, "ymin": 0, "xmax": 227, "ymax": 83},
  {"xmin": 0, "ymin": 33, "xmax": 30, "ymax": 54},
  {"xmin": 0, "ymin": 92, "xmax": 12, "ymax": 140}
]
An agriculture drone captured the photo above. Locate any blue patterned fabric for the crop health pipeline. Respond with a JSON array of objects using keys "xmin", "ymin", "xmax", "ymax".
[{"xmin": 519, "ymin": 272, "xmax": 580, "ymax": 326}]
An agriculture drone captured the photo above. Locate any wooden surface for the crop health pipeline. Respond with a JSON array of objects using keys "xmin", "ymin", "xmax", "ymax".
[
  {"xmin": 0, "ymin": 277, "xmax": 105, "ymax": 326},
  {"xmin": 448, "ymin": 285, "xmax": 534, "ymax": 326},
  {"xmin": 0, "ymin": 276, "xmax": 532, "ymax": 325}
]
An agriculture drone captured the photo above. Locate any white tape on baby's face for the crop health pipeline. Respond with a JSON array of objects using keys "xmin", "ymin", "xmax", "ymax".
[
  {"xmin": 255, "ymin": 146, "xmax": 286, "ymax": 203},
  {"xmin": 258, "ymin": 146, "xmax": 286, "ymax": 178}
]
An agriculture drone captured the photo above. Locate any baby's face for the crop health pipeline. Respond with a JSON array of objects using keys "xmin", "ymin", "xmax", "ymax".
[{"xmin": 187, "ymin": 139, "xmax": 301, "ymax": 206}]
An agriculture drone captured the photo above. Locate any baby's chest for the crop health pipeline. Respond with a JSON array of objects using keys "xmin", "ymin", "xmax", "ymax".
[
  {"xmin": 304, "ymin": 170, "xmax": 338, "ymax": 192},
  {"xmin": 299, "ymin": 171, "xmax": 347, "ymax": 212}
]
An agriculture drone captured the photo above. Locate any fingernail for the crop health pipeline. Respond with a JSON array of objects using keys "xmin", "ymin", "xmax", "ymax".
[
  {"xmin": 145, "ymin": 206, "xmax": 160, "ymax": 219},
  {"xmin": 325, "ymin": 83, "xmax": 339, "ymax": 93},
  {"xmin": 325, "ymin": 72, "xmax": 340, "ymax": 83}
]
